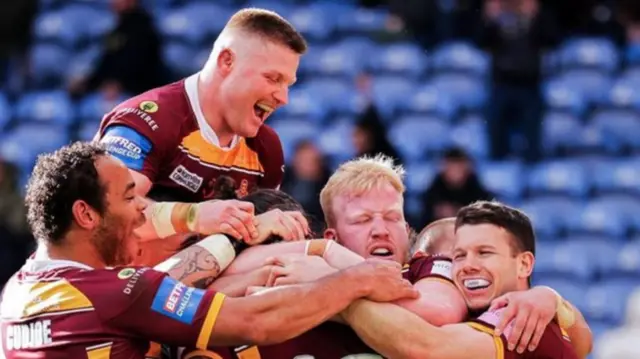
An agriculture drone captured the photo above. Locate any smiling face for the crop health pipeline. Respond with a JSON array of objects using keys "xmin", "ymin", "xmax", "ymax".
[
  {"xmin": 327, "ymin": 182, "xmax": 409, "ymax": 264},
  {"xmin": 452, "ymin": 223, "xmax": 534, "ymax": 311},
  {"xmin": 216, "ymin": 36, "xmax": 300, "ymax": 138}
]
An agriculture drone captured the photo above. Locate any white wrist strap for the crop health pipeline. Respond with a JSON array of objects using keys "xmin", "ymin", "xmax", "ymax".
[
  {"xmin": 150, "ymin": 202, "xmax": 177, "ymax": 238},
  {"xmin": 195, "ymin": 234, "xmax": 237, "ymax": 271}
]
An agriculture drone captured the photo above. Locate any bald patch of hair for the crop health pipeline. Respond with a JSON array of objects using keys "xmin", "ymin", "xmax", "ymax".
[
  {"xmin": 414, "ymin": 218, "xmax": 456, "ymax": 256},
  {"xmin": 320, "ymin": 154, "xmax": 405, "ymax": 227},
  {"xmin": 224, "ymin": 8, "xmax": 307, "ymax": 54}
]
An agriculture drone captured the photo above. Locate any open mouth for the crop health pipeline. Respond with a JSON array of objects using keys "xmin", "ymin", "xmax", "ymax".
[
  {"xmin": 463, "ymin": 278, "xmax": 491, "ymax": 291},
  {"xmin": 369, "ymin": 246, "xmax": 395, "ymax": 259},
  {"xmin": 253, "ymin": 102, "xmax": 273, "ymax": 121}
]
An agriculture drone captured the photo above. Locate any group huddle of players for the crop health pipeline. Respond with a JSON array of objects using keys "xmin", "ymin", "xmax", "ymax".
[{"xmin": 0, "ymin": 7, "xmax": 593, "ymax": 359}]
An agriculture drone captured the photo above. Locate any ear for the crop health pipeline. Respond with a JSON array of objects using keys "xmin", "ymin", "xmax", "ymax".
[
  {"xmin": 71, "ymin": 200, "xmax": 100, "ymax": 231},
  {"xmin": 517, "ymin": 251, "xmax": 535, "ymax": 280},
  {"xmin": 216, "ymin": 48, "xmax": 234, "ymax": 76},
  {"xmin": 323, "ymin": 228, "xmax": 338, "ymax": 241}
]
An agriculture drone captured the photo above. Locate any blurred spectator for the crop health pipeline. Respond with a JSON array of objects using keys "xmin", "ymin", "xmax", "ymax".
[
  {"xmin": 0, "ymin": 0, "xmax": 37, "ymax": 93},
  {"xmin": 420, "ymin": 148, "xmax": 492, "ymax": 224},
  {"xmin": 480, "ymin": 0, "xmax": 559, "ymax": 163},
  {"xmin": 69, "ymin": 0, "xmax": 165, "ymax": 97},
  {"xmin": 352, "ymin": 73, "xmax": 403, "ymax": 164},
  {"xmin": 0, "ymin": 160, "xmax": 32, "ymax": 284},
  {"xmin": 281, "ymin": 141, "xmax": 331, "ymax": 235}
]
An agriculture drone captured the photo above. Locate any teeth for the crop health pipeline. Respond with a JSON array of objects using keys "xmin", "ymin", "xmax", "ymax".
[
  {"xmin": 371, "ymin": 248, "xmax": 392, "ymax": 255},
  {"xmin": 464, "ymin": 279, "xmax": 490, "ymax": 289},
  {"xmin": 256, "ymin": 103, "xmax": 273, "ymax": 113}
]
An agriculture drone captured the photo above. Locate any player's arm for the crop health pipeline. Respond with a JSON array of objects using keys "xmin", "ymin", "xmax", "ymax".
[
  {"xmin": 342, "ymin": 300, "xmax": 498, "ymax": 359},
  {"xmin": 550, "ymin": 290, "xmax": 592, "ymax": 358},
  {"xmin": 208, "ymin": 266, "xmax": 275, "ymax": 297}
]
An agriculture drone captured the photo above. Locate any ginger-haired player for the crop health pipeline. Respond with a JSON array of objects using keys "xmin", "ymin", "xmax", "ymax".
[{"xmin": 95, "ymin": 8, "xmax": 310, "ymax": 258}]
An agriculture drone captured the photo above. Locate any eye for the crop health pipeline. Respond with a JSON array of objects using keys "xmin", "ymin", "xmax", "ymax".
[
  {"xmin": 479, "ymin": 251, "xmax": 493, "ymax": 256},
  {"xmin": 453, "ymin": 253, "xmax": 466, "ymax": 261}
]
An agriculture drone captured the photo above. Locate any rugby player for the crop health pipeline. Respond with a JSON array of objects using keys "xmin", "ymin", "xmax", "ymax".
[
  {"xmin": 94, "ymin": 8, "xmax": 309, "ymax": 251},
  {"xmin": 341, "ymin": 201, "xmax": 592, "ymax": 359},
  {"xmin": 0, "ymin": 142, "xmax": 418, "ymax": 358}
]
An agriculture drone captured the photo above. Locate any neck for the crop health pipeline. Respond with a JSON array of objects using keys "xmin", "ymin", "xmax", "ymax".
[
  {"xmin": 197, "ymin": 72, "xmax": 235, "ymax": 147},
  {"xmin": 35, "ymin": 235, "xmax": 106, "ymax": 269}
]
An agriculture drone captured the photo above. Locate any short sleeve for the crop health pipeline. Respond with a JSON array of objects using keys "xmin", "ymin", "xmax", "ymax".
[
  {"xmin": 85, "ymin": 267, "xmax": 226, "ymax": 350},
  {"xmin": 406, "ymin": 254, "xmax": 454, "ymax": 285}
]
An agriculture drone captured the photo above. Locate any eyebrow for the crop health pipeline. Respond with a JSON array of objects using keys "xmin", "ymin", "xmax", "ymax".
[{"xmin": 125, "ymin": 182, "xmax": 135, "ymax": 193}]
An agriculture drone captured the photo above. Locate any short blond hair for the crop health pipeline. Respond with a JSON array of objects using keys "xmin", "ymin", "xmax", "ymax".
[
  {"xmin": 320, "ymin": 154, "xmax": 405, "ymax": 226},
  {"xmin": 414, "ymin": 218, "xmax": 456, "ymax": 255},
  {"xmin": 224, "ymin": 8, "xmax": 307, "ymax": 54}
]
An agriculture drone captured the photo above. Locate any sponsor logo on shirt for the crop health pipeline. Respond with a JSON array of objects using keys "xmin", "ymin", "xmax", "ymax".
[
  {"xmin": 139, "ymin": 100, "xmax": 159, "ymax": 113},
  {"xmin": 101, "ymin": 126, "xmax": 152, "ymax": 171},
  {"xmin": 431, "ymin": 260, "xmax": 452, "ymax": 279},
  {"xmin": 151, "ymin": 277, "xmax": 206, "ymax": 324},
  {"xmin": 117, "ymin": 268, "xmax": 136, "ymax": 280},
  {"xmin": 114, "ymin": 107, "xmax": 159, "ymax": 131},
  {"xmin": 169, "ymin": 165, "xmax": 204, "ymax": 193},
  {"xmin": 122, "ymin": 267, "xmax": 149, "ymax": 295}
]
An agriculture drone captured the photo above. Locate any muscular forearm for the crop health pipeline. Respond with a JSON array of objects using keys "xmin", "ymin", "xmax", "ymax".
[
  {"xmin": 209, "ymin": 267, "xmax": 271, "ymax": 297},
  {"xmin": 211, "ymin": 269, "xmax": 369, "ymax": 346},
  {"xmin": 565, "ymin": 302, "xmax": 593, "ymax": 359}
]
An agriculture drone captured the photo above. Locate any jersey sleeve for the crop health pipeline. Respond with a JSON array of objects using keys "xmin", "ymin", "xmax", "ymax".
[
  {"xmin": 86, "ymin": 267, "xmax": 226, "ymax": 350},
  {"xmin": 405, "ymin": 254, "xmax": 454, "ymax": 285},
  {"xmin": 253, "ymin": 125, "xmax": 284, "ymax": 190},
  {"xmin": 97, "ymin": 101, "xmax": 177, "ymax": 182},
  {"xmin": 465, "ymin": 308, "xmax": 515, "ymax": 359}
]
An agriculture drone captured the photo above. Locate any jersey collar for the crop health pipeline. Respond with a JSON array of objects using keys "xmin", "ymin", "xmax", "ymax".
[{"xmin": 185, "ymin": 73, "xmax": 239, "ymax": 150}]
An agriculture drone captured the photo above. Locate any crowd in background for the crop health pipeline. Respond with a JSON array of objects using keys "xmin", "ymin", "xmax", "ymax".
[{"xmin": 0, "ymin": 0, "xmax": 639, "ymax": 285}]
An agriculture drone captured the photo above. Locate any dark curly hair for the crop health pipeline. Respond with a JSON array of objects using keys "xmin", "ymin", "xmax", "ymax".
[{"xmin": 25, "ymin": 142, "xmax": 108, "ymax": 244}]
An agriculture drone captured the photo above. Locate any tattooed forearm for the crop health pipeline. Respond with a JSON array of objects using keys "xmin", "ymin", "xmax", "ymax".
[{"xmin": 155, "ymin": 245, "xmax": 222, "ymax": 289}]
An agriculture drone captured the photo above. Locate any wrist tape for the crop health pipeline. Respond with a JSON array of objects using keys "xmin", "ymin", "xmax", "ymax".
[
  {"xmin": 149, "ymin": 202, "xmax": 199, "ymax": 238},
  {"xmin": 305, "ymin": 240, "xmax": 333, "ymax": 257}
]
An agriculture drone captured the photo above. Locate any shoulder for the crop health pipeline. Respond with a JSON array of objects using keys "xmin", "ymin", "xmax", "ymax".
[
  {"xmin": 406, "ymin": 253, "xmax": 454, "ymax": 284},
  {"xmin": 246, "ymin": 124, "xmax": 283, "ymax": 153},
  {"xmin": 99, "ymin": 81, "xmax": 193, "ymax": 142}
]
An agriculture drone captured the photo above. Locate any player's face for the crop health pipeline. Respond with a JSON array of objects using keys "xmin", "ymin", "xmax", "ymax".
[
  {"xmin": 221, "ymin": 39, "xmax": 300, "ymax": 138},
  {"xmin": 328, "ymin": 183, "xmax": 409, "ymax": 264},
  {"xmin": 93, "ymin": 156, "xmax": 146, "ymax": 266},
  {"xmin": 451, "ymin": 224, "xmax": 533, "ymax": 311}
]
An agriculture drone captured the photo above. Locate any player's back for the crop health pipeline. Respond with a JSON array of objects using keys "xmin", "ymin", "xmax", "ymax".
[{"xmin": 468, "ymin": 308, "xmax": 579, "ymax": 359}]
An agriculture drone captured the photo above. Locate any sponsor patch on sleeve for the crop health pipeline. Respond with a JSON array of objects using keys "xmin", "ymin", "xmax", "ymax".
[
  {"xmin": 151, "ymin": 277, "xmax": 206, "ymax": 325},
  {"xmin": 101, "ymin": 125, "xmax": 153, "ymax": 171},
  {"xmin": 431, "ymin": 260, "xmax": 453, "ymax": 280}
]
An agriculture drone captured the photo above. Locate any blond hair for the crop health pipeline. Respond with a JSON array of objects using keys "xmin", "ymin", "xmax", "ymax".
[
  {"xmin": 320, "ymin": 154, "xmax": 405, "ymax": 226},
  {"xmin": 223, "ymin": 8, "xmax": 307, "ymax": 54},
  {"xmin": 414, "ymin": 218, "xmax": 456, "ymax": 255}
]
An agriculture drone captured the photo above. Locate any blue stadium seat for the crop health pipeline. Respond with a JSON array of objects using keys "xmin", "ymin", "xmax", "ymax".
[
  {"xmin": 405, "ymin": 162, "xmax": 437, "ymax": 194},
  {"xmin": 65, "ymin": 4, "xmax": 115, "ymax": 41},
  {"xmin": 78, "ymin": 93, "xmax": 128, "ymax": 123},
  {"xmin": 159, "ymin": 3, "xmax": 232, "ymax": 45},
  {"xmin": 288, "ymin": 3, "xmax": 340, "ymax": 41},
  {"xmin": 429, "ymin": 74, "xmax": 486, "ymax": 112},
  {"xmin": 388, "ymin": 116, "xmax": 449, "ymax": 162},
  {"xmin": 162, "ymin": 42, "xmax": 198, "ymax": 77},
  {"xmin": 564, "ymin": 236, "xmax": 620, "ymax": 276},
  {"xmin": 368, "ymin": 43, "xmax": 427, "ymax": 77},
  {"xmin": 450, "ymin": 117, "xmax": 489, "ymax": 159},
  {"xmin": 614, "ymin": 240, "xmax": 640, "ymax": 277},
  {"xmin": 535, "ymin": 241, "xmax": 593, "ymax": 281},
  {"xmin": 604, "ymin": 78, "xmax": 640, "ymax": 109},
  {"xmin": 304, "ymin": 79, "xmax": 365, "ymax": 116},
  {"xmin": 0, "ymin": 124, "xmax": 71, "ymax": 172},
  {"xmin": 532, "ymin": 279, "xmax": 587, "ymax": 311},
  {"xmin": 585, "ymin": 280, "xmax": 636, "ymax": 325},
  {"xmin": 398, "ymin": 83, "xmax": 456, "ymax": 120},
  {"xmin": 477, "ymin": 161, "xmax": 523, "ymax": 200},
  {"xmin": 559, "ymin": 37, "xmax": 619, "ymax": 73},
  {"xmin": 591, "ymin": 111, "xmax": 640, "ymax": 151},
  {"xmin": 15, "ymin": 91, "xmax": 75, "ymax": 127},
  {"xmin": 624, "ymin": 43, "xmax": 640, "ymax": 66},
  {"xmin": 541, "ymin": 112, "xmax": 584, "ymax": 154},
  {"xmin": 304, "ymin": 40, "xmax": 371, "ymax": 78},
  {"xmin": 336, "ymin": 7, "xmax": 388, "ymax": 34},
  {"xmin": 269, "ymin": 118, "xmax": 319, "ymax": 163},
  {"xmin": 619, "ymin": 67, "xmax": 640, "ymax": 83},
  {"xmin": 371, "ymin": 76, "xmax": 416, "ymax": 120},
  {"xmin": 566, "ymin": 197, "xmax": 632, "ymax": 237},
  {"xmin": 279, "ymin": 86, "xmax": 329, "ymax": 122},
  {"xmin": 528, "ymin": 160, "xmax": 589, "ymax": 197},
  {"xmin": 591, "ymin": 158, "xmax": 640, "ymax": 194},
  {"xmin": 0, "ymin": 93, "xmax": 11, "ymax": 130},
  {"xmin": 559, "ymin": 70, "xmax": 613, "ymax": 105},
  {"xmin": 33, "ymin": 8, "xmax": 84, "ymax": 48},
  {"xmin": 29, "ymin": 43, "xmax": 69, "ymax": 87},
  {"xmin": 431, "ymin": 42, "xmax": 489, "ymax": 77},
  {"xmin": 519, "ymin": 197, "xmax": 581, "ymax": 237},
  {"xmin": 67, "ymin": 45, "xmax": 102, "ymax": 81},
  {"xmin": 542, "ymin": 77, "xmax": 588, "ymax": 116},
  {"xmin": 317, "ymin": 117, "xmax": 356, "ymax": 166},
  {"xmin": 77, "ymin": 121, "xmax": 100, "ymax": 142}
]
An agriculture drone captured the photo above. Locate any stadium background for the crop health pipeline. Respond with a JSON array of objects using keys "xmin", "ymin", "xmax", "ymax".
[{"xmin": 0, "ymin": 0, "xmax": 639, "ymax": 358}]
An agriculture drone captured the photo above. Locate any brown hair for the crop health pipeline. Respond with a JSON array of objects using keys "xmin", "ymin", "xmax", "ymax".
[{"xmin": 225, "ymin": 8, "xmax": 307, "ymax": 54}]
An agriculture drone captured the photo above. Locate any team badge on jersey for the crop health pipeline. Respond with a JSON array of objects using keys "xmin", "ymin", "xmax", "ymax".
[
  {"xmin": 118, "ymin": 268, "xmax": 136, "ymax": 279},
  {"xmin": 140, "ymin": 101, "xmax": 159, "ymax": 113},
  {"xmin": 151, "ymin": 277, "xmax": 206, "ymax": 324}
]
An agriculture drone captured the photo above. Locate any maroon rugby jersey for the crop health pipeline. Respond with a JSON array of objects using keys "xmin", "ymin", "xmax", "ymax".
[
  {"xmin": 467, "ymin": 308, "xmax": 578, "ymax": 359},
  {"xmin": 96, "ymin": 73, "xmax": 285, "ymax": 202},
  {"xmin": 176, "ymin": 255, "xmax": 455, "ymax": 359},
  {"xmin": 0, "ymin": 259, "xmax": 226, "ymax": 358}
]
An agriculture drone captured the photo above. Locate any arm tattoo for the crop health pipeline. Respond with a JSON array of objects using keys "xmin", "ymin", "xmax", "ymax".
[{"xmin": 165, "ymin": 245, "xmax": 222, "ymax": 289}]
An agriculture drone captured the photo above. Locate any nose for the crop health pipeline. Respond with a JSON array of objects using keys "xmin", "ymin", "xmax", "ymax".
[
  {"xmin": 273, "ymin": 86, "xmax": 289, "ymax": 106},
  {"xmin": 460, "ymin": 255, "xmax": 482, "ymax": 275},
  {"xmin": 370, "ymin": 216, "xmax": 390, "ymax": 239},
  {"xmin": 136, "ymin": 196, "xmax": 147, "ymax": 212}
]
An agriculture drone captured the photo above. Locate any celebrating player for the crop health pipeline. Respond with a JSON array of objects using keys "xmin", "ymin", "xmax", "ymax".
[
  {"xmin": 342, "ymin": 201, "xmax": 593, "ymax": 359},
  {"xmin": 94, "ymin": 8, "xmax": 309, "ymax": 249},
  {"xmin": 0, "ymin": 143, "xmax": 418, "ymax": 358}
]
